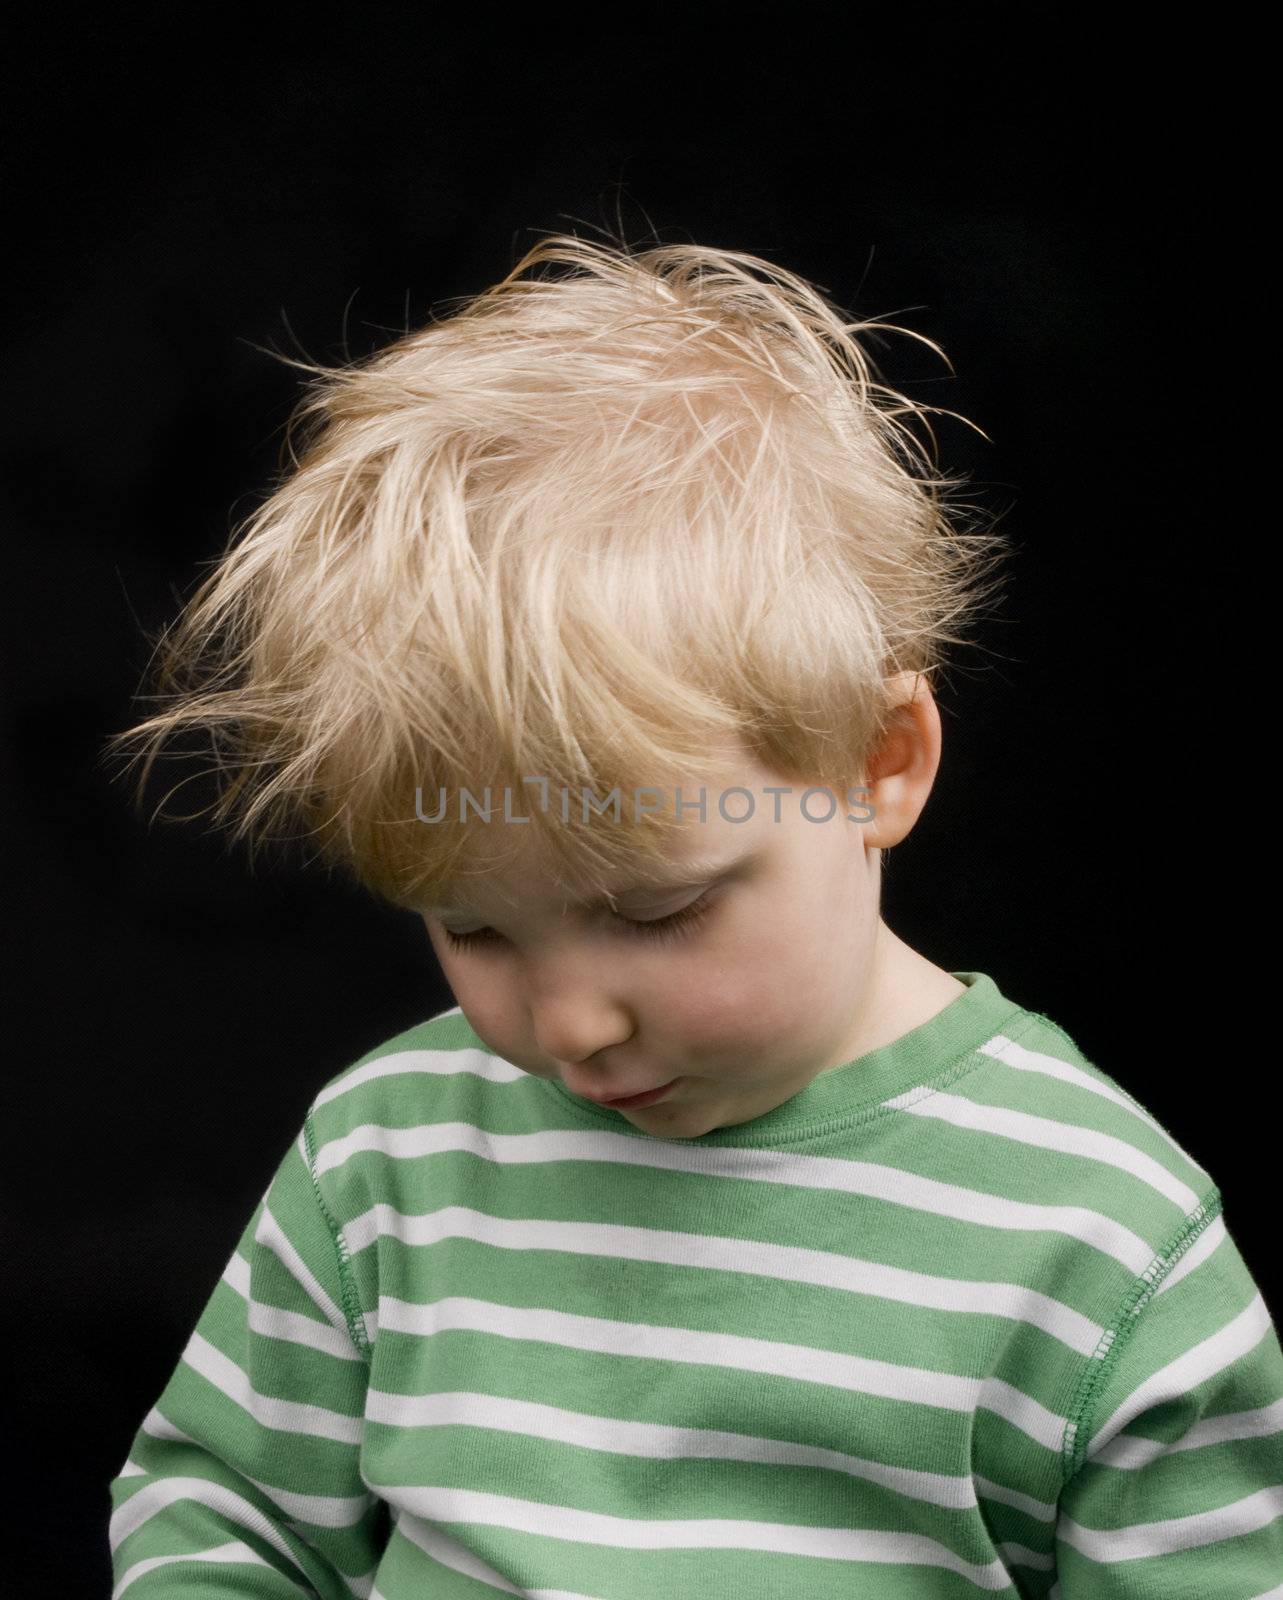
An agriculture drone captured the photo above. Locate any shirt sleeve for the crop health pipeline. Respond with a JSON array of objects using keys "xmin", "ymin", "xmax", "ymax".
[
  {"xmin": 107, "ymin": 1111, "xmax": 386, "ymax": 1597},
  {"xmin": 1053, "ymin": 1205, "xmax": 1283, "ymax": 1598}
]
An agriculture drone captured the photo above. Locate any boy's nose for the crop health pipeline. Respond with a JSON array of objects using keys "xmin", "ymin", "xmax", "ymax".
[{"xmin": 529, "ymin": 1002, "xmax": 635, "ymax": 1077}]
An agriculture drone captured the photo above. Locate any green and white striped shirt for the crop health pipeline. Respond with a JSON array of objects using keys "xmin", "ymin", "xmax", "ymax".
[{"xmin": 108, "ymin": 971, "xmax": 1283, "ymax": 1597}]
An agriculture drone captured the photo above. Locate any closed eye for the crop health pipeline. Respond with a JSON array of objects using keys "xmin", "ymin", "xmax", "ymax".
[{"xmin": 440, "ymin": 893, "xmax": 716, "ymax": 952}]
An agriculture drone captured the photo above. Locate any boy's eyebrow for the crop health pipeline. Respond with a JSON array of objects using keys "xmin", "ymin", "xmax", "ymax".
[{"xmin": 427, "ymin": 850, "xmax": 754, "ymax": 917}]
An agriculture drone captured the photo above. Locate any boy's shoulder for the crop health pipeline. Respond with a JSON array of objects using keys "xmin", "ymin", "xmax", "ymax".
[
  {"xmin": 967, "ymin": 988, "xmax": 1218, "ymax": 1257},
  {"xmin": 303, "ymin": 1001, "xmax": 515, "ymax": 1138}
]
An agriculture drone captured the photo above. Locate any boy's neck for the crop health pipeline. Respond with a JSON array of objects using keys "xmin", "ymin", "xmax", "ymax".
[{"xmin": 842, "ymin": 920, "xmax": 967, "ymax": 1066}]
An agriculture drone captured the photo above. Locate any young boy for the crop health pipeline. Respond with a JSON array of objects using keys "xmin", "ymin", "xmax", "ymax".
[{"xmin": 105, "ymin": 232, "xmax": 1283, "ymax": 1598}]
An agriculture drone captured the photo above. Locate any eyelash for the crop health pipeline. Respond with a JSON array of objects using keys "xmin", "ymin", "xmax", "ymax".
[{"xmin": 440, "ymin": 893, "xmax": 716, "ymax": 952}]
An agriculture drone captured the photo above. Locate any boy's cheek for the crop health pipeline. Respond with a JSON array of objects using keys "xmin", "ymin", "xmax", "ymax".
[
  {"xmin": 434, "ymin": 969, "xmax": 514, "ymax": 1050},
  {"xmin": 672, "ymin": 968, "xmax": 798, "ymax": 1054}
]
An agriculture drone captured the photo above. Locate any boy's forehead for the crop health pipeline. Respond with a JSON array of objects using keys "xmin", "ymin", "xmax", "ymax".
[
  {"xmin": 426, "ymin": 848, "xmax": 739, "ymax": 916},
  {"xmin": 422, "ymin": 743, "xmax": 798, "ymax": 917}
]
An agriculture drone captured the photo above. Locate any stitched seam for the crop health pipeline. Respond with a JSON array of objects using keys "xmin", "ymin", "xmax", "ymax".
[
  {"xmin": 1060, "ymin": 1188, "xmax": 1223, "ymax": 1485},
  {"xmin": 303, "ymin": 1107, "xmax": 373, "ymax": 1363},
  {"xmin": 1028, "ymin": 1010, "xmax": 1157, "ymax": 1120}
]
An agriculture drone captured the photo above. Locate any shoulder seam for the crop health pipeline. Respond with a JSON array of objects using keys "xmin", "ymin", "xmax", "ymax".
[
  {"xmin": 1001, "ymin": 1006, "xmax": 1061, "ymax": 1049},
  {"xmin": 1060, "ymin": 1187, "xmax": 1224, "ymax": 1484},
  {"xmin": 1026, "ymin": 1011, "xmax": 1103, "ymax": 1074},
  {"xmin": 302, "ymin": 1106, "xmax": 373, "ymax": 1364},
  {"xmin": 1025, "ymin": 1010, "xmax": 1149, "ymax": 1120}
]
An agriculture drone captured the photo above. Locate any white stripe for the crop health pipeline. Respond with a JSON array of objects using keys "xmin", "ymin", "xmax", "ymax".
[
  {"xmin": 109, "ymin": 1475, "xmax": 317, "ymax": 1578},
  {"xmin": 1153, "ymin": 1212, "xmax": 1228, "ymax": 1299},
  {"xmin": 254, "ymin": 1475, "xmax": 373, "ymax": 1526},
  {"xmin": 364, "ymin": 1387, "xmax": 995, "ymax": 1512},
  {"xmin": 314, "ymin": 1036, "xmax": 521, "ymax": 1110},
  {"xmin": 995, "ymin": 1538, "xmax": 1055, "ymax": 1571},
  {"xmin": 977, "ymin": 1035, "xmax": 1212, "ymax": 1183},
  {"xmin": 112, "ymin": 1538, "xmax": 316, "ymax": 1599},
  {"xmin": 1097, "ymin": 1395, "xmax": 1283, "ymax": 1470},
  {"xmin": 377, "ymin": 1295, "xmax": 1070, "ymax": 1452},
  {"xmin": 363, "ymin": 1484, "xmax": 1017, "ymax": 1591},
  {"xmin": 226, "ymin": 1250, "xmax": 252, "ymax": 1296},
  {"xmin": 971, "ymin": 1472, "xmax": 1058, "ymax": 1523},
  {"xmin": 255, "ymin": 1200, "xmax": 351, "ymax": 1336},
  {"xmin": 247, "ymin": 1296, "xmax": 367, "ymax": 1361},
  {"xmin": 1058, "ymin": 1482, "xmax": 1283, "ymax": 1561},
  {"xmin": 180, "ymin": 1330, "xmax": 363, "ymax": 1444},
  {"xmin": 135, "ymin": 1401, "xmax": 372, "ymax": 1526},
  {"xmin": 1088, "ymin": 1294, "xmax": 1279, "ymax": 1462},
  {"xmin": 223, "ymin": 1247, "xmax": 367, "ymax": 1361},
  {"xmin": 313, "ymin": 1121, "xmax": 1157, "ymax": 1275},
  {"xmin": 343, "ymin": 1201, "xmax": 1105, "ymax": 1356},
  {"xmin": 393, "ymin": 1509, "xmax": 604, "ymax": 1597},
  {"xmin": 888, "ymin": 1090, "xmax": 1203, "ymax": 1213},
  {"xmin": 137, "ymin": 1404, "xmax": 197, "ymax": 1447}
]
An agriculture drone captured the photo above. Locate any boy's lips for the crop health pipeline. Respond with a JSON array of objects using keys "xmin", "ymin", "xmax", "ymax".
[{"xmin": 576, "ymin": 1078, "xmax": 679, "ymax": 1109}]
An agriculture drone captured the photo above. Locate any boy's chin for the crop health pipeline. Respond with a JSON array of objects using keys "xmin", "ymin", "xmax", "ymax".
[{"xmin": 617, "ymin": 1091, "xmax": 751, "ymax": 1138}]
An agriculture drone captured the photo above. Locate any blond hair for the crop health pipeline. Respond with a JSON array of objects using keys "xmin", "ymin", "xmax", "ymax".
[{"xmin": 102, "ymin": 228, "xmax": 1010, "ymax": 913}]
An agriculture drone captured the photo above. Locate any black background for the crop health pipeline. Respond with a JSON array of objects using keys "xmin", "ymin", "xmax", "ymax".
[{"xmin": 3, "ymin": 8, "xmax": 1265, "ymax": 1593}]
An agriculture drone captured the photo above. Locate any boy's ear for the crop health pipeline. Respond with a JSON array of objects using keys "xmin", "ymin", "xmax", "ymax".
[{"xmin": 860, "ymin": 672, "xmax": 943, "ymax": 849}]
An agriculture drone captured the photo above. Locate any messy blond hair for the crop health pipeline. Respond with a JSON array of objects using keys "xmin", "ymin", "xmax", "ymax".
[{"xmin": 102, "ymin": 228, "xmax": 1010, "ymax": 913}]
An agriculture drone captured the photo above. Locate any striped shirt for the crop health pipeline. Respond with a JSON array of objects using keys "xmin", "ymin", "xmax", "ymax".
[{"xmin": 108, "ymin": 970, "xmax": 1283, "ymax": 1597}]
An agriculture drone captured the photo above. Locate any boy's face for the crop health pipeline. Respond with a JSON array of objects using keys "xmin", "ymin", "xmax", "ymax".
[{"xmin": 420, "ymin": 741, "xmax": 891, "ymax": 1138}]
